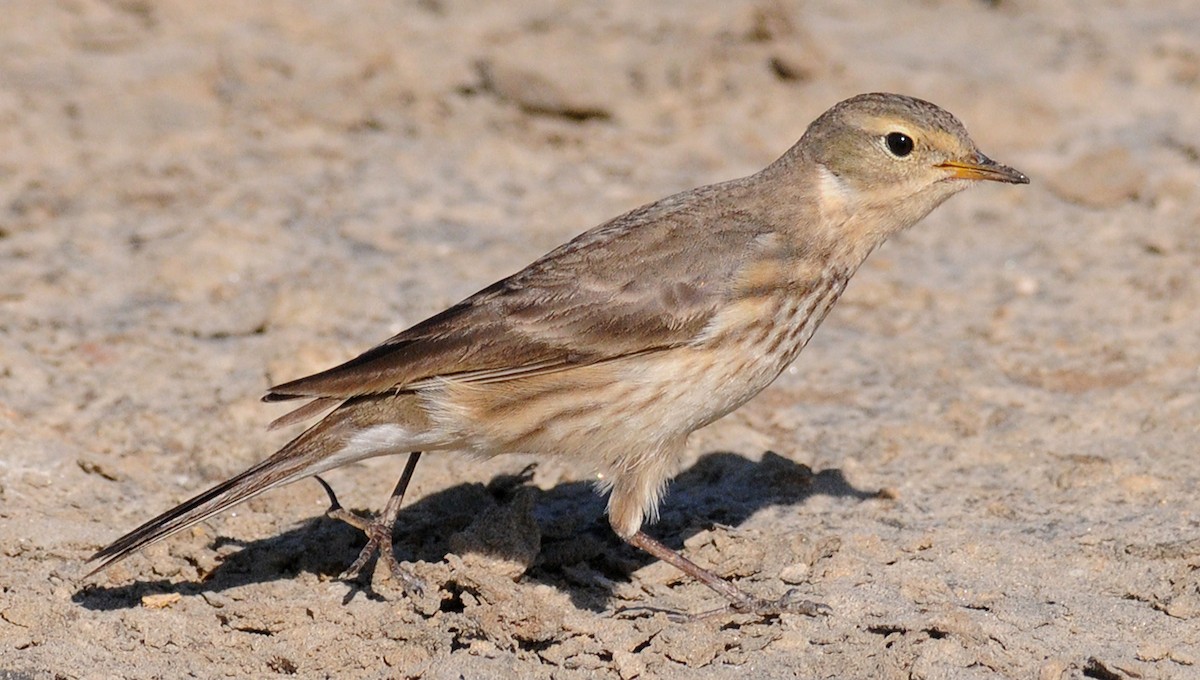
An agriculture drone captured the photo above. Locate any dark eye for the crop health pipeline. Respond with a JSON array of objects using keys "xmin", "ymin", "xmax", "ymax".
[{"xmin": 885, "ymin": 132, "xmax": 914, "ymax": 157}]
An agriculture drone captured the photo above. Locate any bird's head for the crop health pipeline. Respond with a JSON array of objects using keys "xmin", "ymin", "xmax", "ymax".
[{"xmin": 789, "ymin": 92, "xmax": 1028, "ymax": 240}]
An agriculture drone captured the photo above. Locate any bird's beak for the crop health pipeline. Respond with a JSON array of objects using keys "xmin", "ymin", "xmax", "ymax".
[{"xmin": 938, "ymin": 154, "xmax": 1030, "ymax": 184}]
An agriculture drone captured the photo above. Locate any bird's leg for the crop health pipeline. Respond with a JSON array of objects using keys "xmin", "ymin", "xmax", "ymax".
[
  {"xmin": 624, "ymin": 530, "xmax": 829, "ymax": 619},
  {"xmin": 315, "ymin": 451, "xmax": 425, "ymax": 595}
]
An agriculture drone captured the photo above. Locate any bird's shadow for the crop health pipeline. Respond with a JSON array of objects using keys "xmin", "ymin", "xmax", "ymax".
[{"xmin": 73, "ymin": 451, "xmax": 875, "ymax": 613}]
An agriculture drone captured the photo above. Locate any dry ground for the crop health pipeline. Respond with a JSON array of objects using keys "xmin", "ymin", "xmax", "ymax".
[{"xmin": 2, "ymin": 1, "xmax": 1199, "ymax": 678}]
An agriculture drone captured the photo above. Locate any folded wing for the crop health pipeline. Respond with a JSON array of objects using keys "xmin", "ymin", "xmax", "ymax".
[{"xmin": 266, "ymin": 185, "xmax": 775, "ymax": 409}]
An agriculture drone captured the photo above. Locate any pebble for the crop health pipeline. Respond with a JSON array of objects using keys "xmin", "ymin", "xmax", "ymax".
[{"xmin": 1045, "ymin": 146, "xmax": 1146, "ymax": 209}]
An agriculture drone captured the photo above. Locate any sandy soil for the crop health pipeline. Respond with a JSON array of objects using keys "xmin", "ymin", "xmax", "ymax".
[{"xmin": 2, "ymin": 1, "xmax": 1200, "ymax": 678}]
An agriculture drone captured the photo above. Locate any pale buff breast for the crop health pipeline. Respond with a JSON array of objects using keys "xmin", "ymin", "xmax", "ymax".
[{"xmin": 420, "ymin": 275, "xmax": 849, "ymax": 468}]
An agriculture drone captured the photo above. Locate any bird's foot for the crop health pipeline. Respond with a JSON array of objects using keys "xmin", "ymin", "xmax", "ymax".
[
  {"xmin": 616, "ymin": 589, "xmax": 829, "ymax": 623},
  {"xmin": 315, "ymin": 477, "xmax": 426, "ymax": 596},
  {"xmin": 337, "ymin": 518, "xmax": 426, "ymax": 596},
  {"xmin": 696, "ymin": 588, "xmax": 831, "ymax": 621},
  {"xmin": 623, "ymin": 531, "xmax": 829, "ymax": 622}
]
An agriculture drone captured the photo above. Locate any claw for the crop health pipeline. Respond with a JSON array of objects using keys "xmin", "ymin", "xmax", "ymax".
[
  {"xmin": 315, "ymin": 475, "xmax": 427, "ymax": 595},
  {"xmin": 314, "ymin": 476, "xmax": 341, "ymax": 511}
]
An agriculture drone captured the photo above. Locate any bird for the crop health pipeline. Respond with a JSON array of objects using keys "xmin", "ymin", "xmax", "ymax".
[{"xmin": 88, "ymin": 92, "xmax": 1029, "ymax": 616}]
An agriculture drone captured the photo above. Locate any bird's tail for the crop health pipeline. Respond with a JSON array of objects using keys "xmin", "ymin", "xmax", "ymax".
[{"xmin": 86, "ymin": 402, "xmax": 365, "ymax": 576}]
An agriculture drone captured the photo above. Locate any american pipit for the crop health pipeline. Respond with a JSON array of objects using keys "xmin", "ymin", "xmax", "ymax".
[{"xmin": 89, "ymin": 93, "xmax": 1028, "ymax": 616}]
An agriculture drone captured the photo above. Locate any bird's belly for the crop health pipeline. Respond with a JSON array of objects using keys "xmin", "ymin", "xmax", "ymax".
[
  {"xmin": 424, "ymin": 350, "xmax": 767, "ymax": 464},
  {"xmin": 426, "ymin": 288, "xmax": 844, "ymax": 464}
]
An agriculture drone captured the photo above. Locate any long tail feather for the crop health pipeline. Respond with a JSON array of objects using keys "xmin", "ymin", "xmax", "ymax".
[{"xmin": 86, "ymin": 412, "xmax": 352, "ymax": 576}]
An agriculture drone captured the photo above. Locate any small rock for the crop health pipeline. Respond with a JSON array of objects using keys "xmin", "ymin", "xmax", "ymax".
[
  {"xmin": 778, "ymin": 562, "xmax": 810, "ymax": 584},
  {"xmin": 768, "ymin": 43, "xmax": 823, "ymax": 82},
  {"xmin": 1166, "ymin": 592, "xmax": 1200, "ymax": 619},
  {"xmin": 141, "ymin": 592, "xmax": 182, "ymax": 609},
  {"xmin": 1170, "ymin": 649, "xmax": 1196, "ymax": 666},
  {"xmin": 1045, "ymin": 146, "xmax": 1146, "ymax": 209},
  {"xmin": 1137, "ymin": 643, "xmax": 1169, "ymax": 661},
  {"xmin": 477, "ymin": 58, "xmax": 610, "ymax": 121}
]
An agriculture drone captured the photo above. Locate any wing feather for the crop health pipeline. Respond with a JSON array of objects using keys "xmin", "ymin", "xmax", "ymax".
[{"xmin": 265, "ymin": 180, "xmax": 775, "ymax": 404}]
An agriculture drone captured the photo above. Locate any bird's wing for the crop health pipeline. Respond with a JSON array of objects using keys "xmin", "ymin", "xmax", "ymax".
[{"xmin": 265, "ymin": 183, "xmax": 774, "ymax": 403}]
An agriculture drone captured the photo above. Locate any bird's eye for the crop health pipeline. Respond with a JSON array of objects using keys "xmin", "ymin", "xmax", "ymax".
[{"xmin": 885, "ymin": 132, "xmax": 914, "ymax": 157}]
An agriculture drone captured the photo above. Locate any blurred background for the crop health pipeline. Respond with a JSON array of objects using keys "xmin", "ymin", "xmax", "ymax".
[{"xmin": 2, "ymin": 1, "xmax": 1198, "ymax": 678}]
